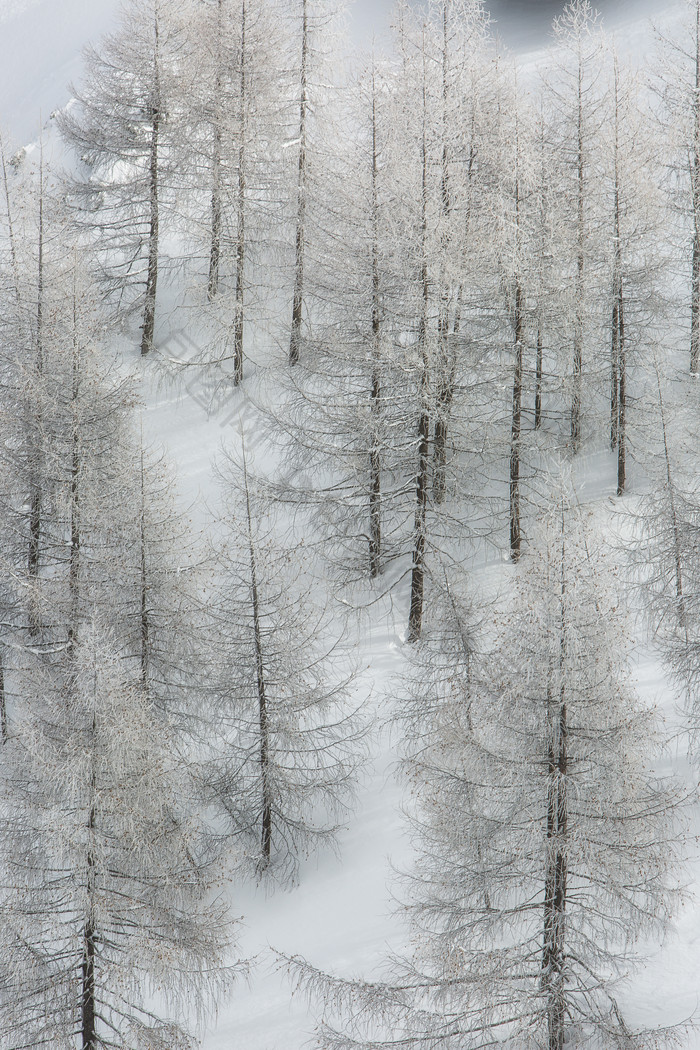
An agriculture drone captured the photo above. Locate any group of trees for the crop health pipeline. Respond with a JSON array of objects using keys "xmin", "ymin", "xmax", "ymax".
[
  {"xmin": 0, "ymin": 92, "xmax": 365, "ymax": 1050},
  {"xmin": 2, "ymin": 0, "xmax": 700, "ymax": 1046}
]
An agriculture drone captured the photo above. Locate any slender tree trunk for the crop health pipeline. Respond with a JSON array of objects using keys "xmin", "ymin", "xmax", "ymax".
[
  {"xmin": 535, "ymin": 323, "xmax": 543, "ymax": 430},
  {"xmin": 617, "ymin": 290, "xmax": 626, "ymax": 496},
  {"xmin": 433, "ymin": 3, "xmax": 452, "ymax": 504},
  {"xmin": 0, "ymin": 658, "xmax": 7, "ymax": 744},
  {"xmin": 242, "ymin": 453, "xmax": 273, "ymax": 864},
  {"xmin": 610, "ymin": 296, "xmax": 620, "ymax": 450},
  {"xmin": 28, "ymin": 145, "xmax": 45, "ymax": 633},
  {"xmin": 233, "ymin": 0, "xmax": 247, "ymax": 386},
  {"xmin": 571, "ymin": 62, "xmax": 585, "ymax": 453},
  {"xmin": 369, "ymin": 69, "xmax": 382, "ymax": 578},
  {"xmin": 82, "ymin": 723, "xmax": 97, "ymax": 1050},
  {"xmin": 691, "ymin": 1, "xmax": 700, "ymax": 374},
  {"xmin": 207, "ymin": 0, "xmax": 224, "ymax": 301},
  {"xmin": 69, "ymin": 294, "xmax": 81, "ymax": 660},
  {"xmin": 611, "ymin": 58, "xmax": 626, "ymax": 496},
  {"xmin": 408, "ymin": 54, "xmax": 430, "ymax": 644},
  {"xmin": 655, "ymin": 365, "xmax": 688, "ymax": 643},
  {"xmin": 289, "ymin": 0, "xmax": 308, "ymax": 367},
  {"xmin": 141, "ymin": 10, "xmax": 161, "ymax": 356},
  {"xmin": 542, "ymin": 513, "xmax": 568, "ymax": 1050},
  {"xmin": 510, "ymin": 281, "xmax": 523, "ymax": 561},
  {"xmin": 139, "ymin": 453, "xmax": 150, "ymax": 691}
]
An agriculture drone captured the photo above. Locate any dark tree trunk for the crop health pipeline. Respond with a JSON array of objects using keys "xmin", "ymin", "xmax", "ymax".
[
  {"xmin": 242, "ymin": 454, "xmax": 273, "ymax": 865},
  {"xmin": 139, "ymin": 455, "xmax": 150, "ymax": 691},
  {"xmin": 542, "ymin": 515, "xmax": 568, "ymax": 1050},
  {"xmin": 233, "ymin": 0, "xmax": 247, "ymax": 386},
  {"xmin": 610, "ymin": 296, "xmax": 620, "ymax": 450},
  {"xmin": 369, "ymin": 70, "xmax": 382, "ymax": 579},
  {"xmin": 408, "ymin": 58, "xmax": 430, "ymax": 644},
  {"xmin": 510, "ymin": 281, "xmax": 524, "ymax": 562},
  {"xmin": 207, "ymin": 0, "xmax": 224, "ymax": 301},
  {"xmin": 535, "ymin": 323, "xmax": 543, "ymax": 430},
  {"xmin": 141, "ymin": 14, "xmax": 161, "ymax": 356},
  {"xmin": 0, "ymin": 657, "xmax": 7, "ymax": 744},
  {"xmin": 289, "ymin": 0, "xmax": 308, "ymax": 367},
  {"xmin": 69, "ymin": 296, "xmax": 81, "ymax": 660},
  {"xmin": 571, "ymin": 63, "xmax": 585, "ymax": 453},
  {"xmin": 432, "ymin": 4, "xmax": 453, "ymax": 505},
  {"xmin": 616, "ymin": 290, "xmax": 626, "ymax": 496},
  {"xmin": 692, "ymin": 3, "xmax": 700, "ymax": 374},
  {"xmin": 656, "ymin": 366, "xmax": 688, "ymax": 641},
  {"xmin": 28, "ymin": 148, "xmax": 45, "ymax": 634},
  {"xmin": 82, "ymin": 744, "xmax": 97, "ymax": 1050}
]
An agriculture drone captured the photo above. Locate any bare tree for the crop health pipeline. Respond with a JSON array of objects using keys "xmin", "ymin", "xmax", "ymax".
[
  {"xmin": 201, "ymin": 447, "xmax": 365, "ymax": 881},
  {"xmin": 59, "ymin": 0, "xmax": 186, "ymax": 354},
  {"xmin": 287, "ymin": 499, "xmax": 684, "ymax": 1050}
]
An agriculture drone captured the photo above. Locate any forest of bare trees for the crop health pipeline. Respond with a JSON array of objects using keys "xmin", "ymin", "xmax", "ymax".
[{"xmin": 1, "ymin": 0, "xmax": 699, "ymax": 1046}]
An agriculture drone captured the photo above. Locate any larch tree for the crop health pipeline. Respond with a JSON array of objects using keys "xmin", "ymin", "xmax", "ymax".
[
  {"xmin": 0, "ymin": 623, "xmax": 237, "ymax": 1050},
  {"xmin": 543, "ymin": 0, "xmax": 607, "ymax": 453},
  {"xmin": 653, "ymin": 0, "xmax": 700, "ymax": 373},
  {"xmin": 201, "ymin": 448, "xmax": 365, "ymax": 881},
  {"xmin": 178, "ymin": 0, "xmax": 287, "ymax": 384},
  {"xmin": 58, "ymin": 0, "xmax": 186, "ymax": 354},
  {"xmin": 289, "ymin": 500, "xmax": 684, "ymax": 1050}
]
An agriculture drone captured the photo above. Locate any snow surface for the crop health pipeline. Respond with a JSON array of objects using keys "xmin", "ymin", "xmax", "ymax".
[{"xmin": 6, "ymin": 0, "xmax": 700, "ymax": 1045}]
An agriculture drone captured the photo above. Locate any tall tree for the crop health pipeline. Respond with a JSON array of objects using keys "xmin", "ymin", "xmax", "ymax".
[
  {"xmin": 59, "ymin": 0, "xmax": 185, "ymax": 354},
  {"xmin": 0, "ymin": 624, "xmax": 237, "ymax": 1050},
  {"xmin": 290, "ymin": 502, "xmax": 683, "ymax": 1050},
  {"xmin": 544, "ymin": 0, "xmax": 606, "ymax": 453}
]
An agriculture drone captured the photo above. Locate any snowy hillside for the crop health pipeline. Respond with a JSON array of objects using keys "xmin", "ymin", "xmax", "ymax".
[{"xmin": 3, "ymin": 0, "xmax": 700, "ymax": 1049}]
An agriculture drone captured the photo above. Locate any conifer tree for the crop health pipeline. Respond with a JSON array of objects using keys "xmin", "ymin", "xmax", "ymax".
[
  {"xmin": 202, "ymin": 448, "xmax": 364, "ymax": 881},
  {"xmin": 290, "ymin": 503, "xmax": 683, "ymax": 1050}
]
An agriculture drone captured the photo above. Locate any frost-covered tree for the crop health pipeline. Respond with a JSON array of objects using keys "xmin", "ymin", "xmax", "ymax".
[
  {"xmin": 0, "ymin": 623, "xmax": 236, "ymax": 1050},
  {"xmin": 59, "ymin": 0, "xmax": 187, "ymax": 354},
  {"xmin": 653, "ymin": 0, "xmax": 700, "ymax": 372},
  {"xmin": 202, "ymin": 449, "xmax": 365, "ymax": 881},
  {"xmin": 177, "ymin": 0, "xmax": 287, "ymax": 383},
  {"xmin": 542, "ymin": 0, "xmax": 607, "ymax": 452},
  {"xmin": 291, "ymin": 502, "xmax": 683, "ymax": 1050}
]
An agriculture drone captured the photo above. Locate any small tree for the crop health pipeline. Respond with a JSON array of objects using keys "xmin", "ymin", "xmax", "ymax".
[{"xmin": 202, "ymin": 448, "xmax": 365, "ymax": 881}]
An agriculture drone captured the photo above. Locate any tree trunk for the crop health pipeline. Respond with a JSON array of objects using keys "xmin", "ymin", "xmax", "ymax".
[
  {"xmin": 510, "ymin": 281, "xmax": 524, "ymax": 562},
  {"xmin": 69, "ymin": 295, "xmax": 81, "ymax": 660},
  {"xmin": 408, "ymin": 55, "xmax": 430, "ymax": 644},
  {"xmin": 542, "ymin": 514, "xmax": 568, "ymax": 1050},
  {"xmin": 139, "ymin": 454, "xmax": 150, "ymax": 691},
  {"xmin": 691, "ymin": 1, "xmax": 700, "ymax": 374},
  {"xmin": 82, "ymin": 731, "xmax": 97, "ymax": 1050},
  {"xmin": 535, "ymin": 323, "xmax": 543, "ymax": 430},
  {"xmin": 571, "ymin": 61, "xmax": 585, "ymax": 453},
  {"xmin": 233, "ymin": 0, "xmax": 247, "ymax": 386},
  {"xmin": 369, "ymin": 69, "xmax": 382, "ymax": 578},
  {"xmin": 289, "ymin": 0, "xmax": 308, "ymax": 367},
  {"xmin": 655, "ymin": 366, "xmax": 688, "ymax": 644},
  {"xmin": 141, "ymin": 12, "xmax": 161, "ymax": 356},
  {"xmin": 432, "ymin": 4, "xmax": 452, "ymax": 505},
  {"xmin": 242, "ymin": 454, "xmax": 273, "ymax": 865},
  {"xmin": 0, "ymin": 657, "xmax": 7, "ymax": 744},
  {"xmin": 28, "ymin": 146, "xmax": 45, "ymax": 633},
  {"xmin": 207, "ymin": 0, "xmax": 224, "ymax": 302},
  {"xmin": 616, "ymin": 289, "xmax": 626, "ymax": 496}
]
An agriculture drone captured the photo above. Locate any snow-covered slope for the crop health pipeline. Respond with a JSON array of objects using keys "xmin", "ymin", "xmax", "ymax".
[{"xmin": 6, "ymin": 0, "xmax": 700, "ymax": 1046}]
